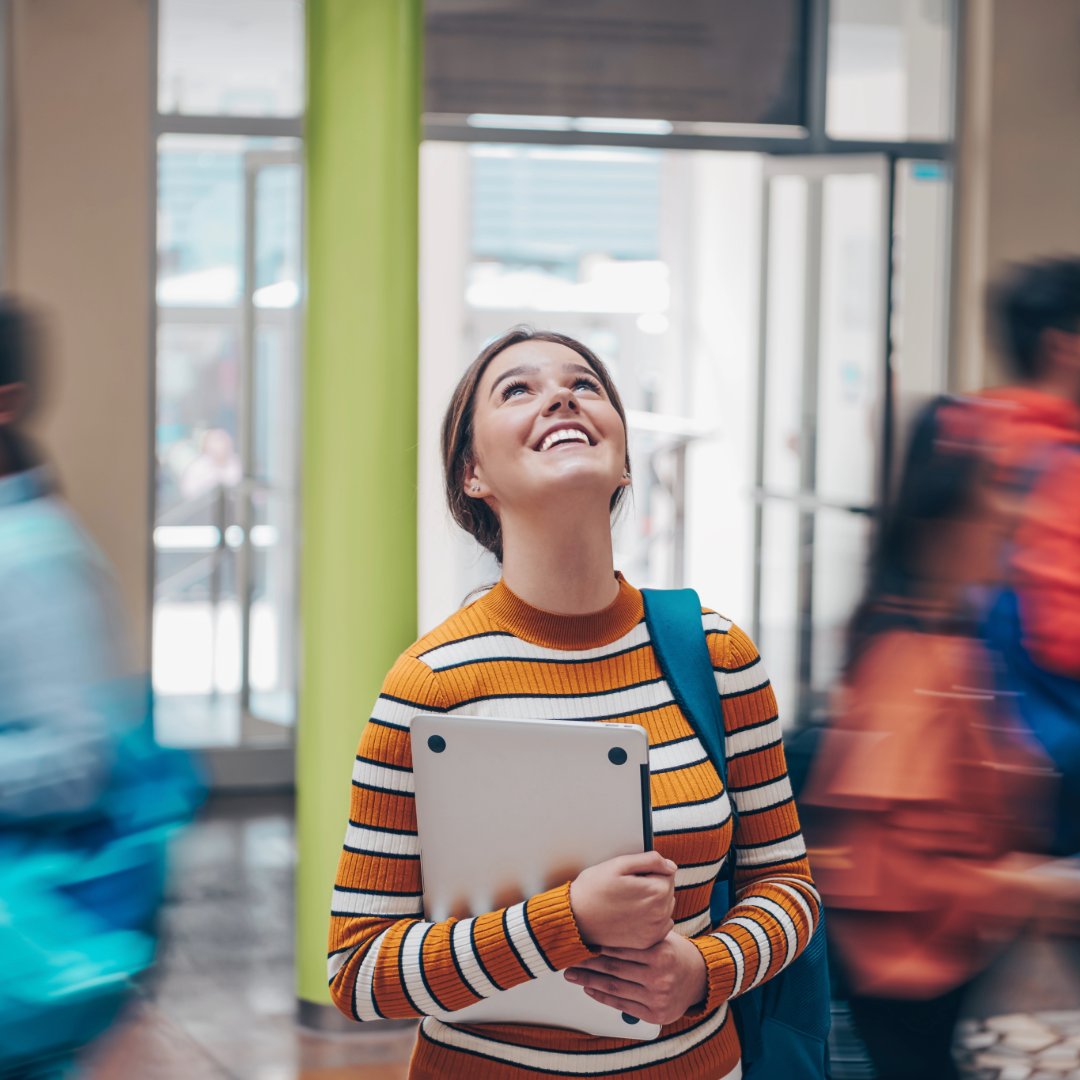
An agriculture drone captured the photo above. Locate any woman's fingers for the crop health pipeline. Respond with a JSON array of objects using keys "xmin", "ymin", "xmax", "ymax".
[
  {"xmin": 581, "ymin": 985, "xmax": 658, "ymax": 1024},
  {"xmin": 566, "ymin": 953, "xmax": 648, "ymax": 984},
  {"xmin": 563, "ymin": 966, "xmax": 649, "ymax": 1003}
]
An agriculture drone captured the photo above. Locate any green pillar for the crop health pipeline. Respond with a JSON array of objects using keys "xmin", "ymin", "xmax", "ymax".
[{"xmin": 297, "ymin": 0, "xmax": 421, "ymax": 1017}]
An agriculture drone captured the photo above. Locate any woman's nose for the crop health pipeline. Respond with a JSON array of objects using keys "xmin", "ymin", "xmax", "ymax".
[{"xmin": 546, "ymin": 388, "xmax": 578, "ymax": 413}]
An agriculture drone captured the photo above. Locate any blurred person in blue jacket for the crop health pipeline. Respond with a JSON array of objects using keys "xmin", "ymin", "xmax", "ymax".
[{"xmin": 0, "ymin": 300, "xmax": 201, "ymax": 1078}]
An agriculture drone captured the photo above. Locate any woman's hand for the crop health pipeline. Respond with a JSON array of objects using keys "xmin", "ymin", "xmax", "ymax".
[
  {"xmin": 569, "ymin": 851, "xmax": 677, "ymax": 950},
  {"xmin": 562, "ymin": 931, "xmax": 708, "ymax": 1026}
]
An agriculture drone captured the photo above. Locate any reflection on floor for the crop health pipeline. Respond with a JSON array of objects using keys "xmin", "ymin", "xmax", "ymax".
[{"xmin": 85, "ymin": 794, "xmax": 415, "ymax": 1080}]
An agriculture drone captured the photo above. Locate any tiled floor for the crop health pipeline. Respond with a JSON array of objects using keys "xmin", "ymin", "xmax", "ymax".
[
  {"xmin": 82, "ymin": 793, "xmax": 1080, "ymax": 1079},
  {"xmin": 85, "ymin": 794, "xmax": 416, "ymax": 1080}
]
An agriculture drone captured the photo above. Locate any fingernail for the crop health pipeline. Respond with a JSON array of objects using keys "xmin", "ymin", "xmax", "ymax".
[
  {"xmin": 564, "ymin": 971, "xmax": 579, "ymax": 983},
  {"xmin": 666, "ymin": 859, "xmax": 677, "ymax": 872}
]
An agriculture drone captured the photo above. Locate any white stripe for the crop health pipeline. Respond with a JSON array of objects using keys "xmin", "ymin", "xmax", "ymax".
[
  {"xmin": 676, "ymin": 857, "xmax": 725, "ymax": 889},
  {"xmin": 353, "ymin": 929, "xmax": 391, "ymax": 1021},
  {"xmin": 729, "ymin": 777, "xmax": 792, "ymax": 814},
  {"xmin": 714, "ymin": 662, "xmax": 766, "ymax": 698},
  {"xmin": 724, "ymin": 718, "xmax": 782, "ymax": 758},
  {"xmin": 737, "ymin": 834, "xmax": 807, "ymax": 868},
  {"xmin": 420, "ymin": 623, "xmax": 653, "ymax": 671},
  {"xmin": 728, "ymin": 915, "xmax": 772, "ymax": 990},
  {"xmin": 772, "ymin": 875, "xmax": 822, "ymax": 911},
  {"xmin": 400, "ymin": 923, "xmax": 442, "ymax": 1014},
  {"xmin": 653, "ymin": 791, "xmax": 730, "ymax": 835},
  {"xmin": 675, "ymin": 908, "xmax": 712, "ymax": 936},
  {"xmin": 331, "ymin": 887, "xmax": 423, "ymax": 918},
  {"xmin": 505, "ymin": 902, "xmax": 547, "ymax": 977},
  {"xmin": 650, "ymin": 736, "xmax": 709, "ymax": 773},
  {"xmin": 770, "ymin": 881, "xmax": 816, "ymax": 936},
  {"xmin": 738, "ymin": 895, "xmax": 798, "ymax": 969},
  {"xmin": 371, "ymin": 696, "xmax": 427, "ymax": 730},
  {"xmin": 713, "ymin": 932, "xmax": 746, "ymax": 999},
  {"xmin": 702, "ymin": 611, "xmax": 734, "ymax": 635},
  {"xmin": 420, "ymin": 1004, "xmax": 737, "ymax": 1074},
  {"xmin": 327, "ymin": 945, "xmax": 358, "ymax": 983},
  {"xmin": 451, "ymin": 917, "xmax": 501, "ymax": 998},
  {"xmin": 344, "ymin": 822, "xmax": 420, "ymax": 857},
  {"xmin": 352, "ymin": 758, "xmax": 415, "ymax": 794},
  {"xmin": 447, "ymin": 679, "xmax": 673, "ymax": 722}
]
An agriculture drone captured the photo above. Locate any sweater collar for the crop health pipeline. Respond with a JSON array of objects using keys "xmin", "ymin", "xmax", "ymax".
[{"xmin": 478, "ymin": 572, "xmax": 644, "ymax": 650}]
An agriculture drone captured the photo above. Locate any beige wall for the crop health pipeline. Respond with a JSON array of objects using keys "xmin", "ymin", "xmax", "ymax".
[
  {"xmin": 6, "ymin": 0, "xmax": 153, "ymax": 665},
  {"xmin": 951, "ymin": 0, "xmax": 1080, "ymax": 390}
]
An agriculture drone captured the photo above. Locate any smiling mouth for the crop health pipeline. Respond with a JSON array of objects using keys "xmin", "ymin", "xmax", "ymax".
[{"xmin": 535, "ymin": 428, "xmax": 594, "ymax": 452}]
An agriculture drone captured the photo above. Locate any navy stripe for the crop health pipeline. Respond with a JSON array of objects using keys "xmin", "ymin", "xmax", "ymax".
[
  {"xmin": 728, "ymin": 737, "xmax": 783, "ymax": 762},
  {"xmin": 416, "ymin": 923, "xmax": 452, "ymax": 1012},
  {"xmin": 343, "ymin": 845, "xmax": 421, "ymax": 860},
  {"xmin": 448, "ymin": 922, "xmax": 485, "ymax": 1002},
  {"xmin": 713, "ymin": 657, "xmax": 761, "ymax": 674},
  {"xmin": 426, "ymin": 640, "xmax": 654, "ymax": 673},
  {"xmin": 739, "ymin": 795, "xmax": 795, "ymax": 817},
  {"xmin": 655, "ymin": 790, "xmax": 726, "ymax": 812},
  {"xmin": 521, "ymin": 898, "xmax": 558, "ymax": 973},
  {"xmin": 335, "ymin": 884, "xmax": 422, "ymax": 898},
  {"xmin": 502, "ymin": 907, "xmax": 532, "ymax": 980},
  {"xmin": 651, "ymin": 753, "xmax": 709, "ymax": 775},
  {"xmin": 718, "ymin": 681, "xmax": 771, "ymax": 701},
  {"xmin": 724, "ymin": 714, "xmax": 779, "ymax": 737},
  {"xmin": 352, "ymin": 779, "xmax": 415, "ymax": 797},
  {"xmin": 471, "ymin": 918, "xmax": 505, "ymax": 992},
  {"xmin": 654, "ymin": 812, "xmax": 732, "ymax": 837},
  {"xmin": 348, "ymin": 818, "xmax": 417, "ymax": 836},
  {"xmin": 378, "ymin": 691, "xmax": 447, "ymax": 712},
  {"xmin": 650, "ymin": 732, "xmax": 699, "ymax": 751},
  {"xmin": 737, "ymin": 828, "xmax": 804, "ymax": 851},
  {"xmin": 399, "ymin": 927, "xmax": 424, "ymax": 1016},
  {"xmin": 331, "ymin": 907, "xmax": 424, "ymax": 919},
  {"xmin": 356, "ymin": 753, "xmax": 412, "ymax": 772},
  {"xmin": 449, "ymin": 674, "xmax": 668, "ymax": 710}
]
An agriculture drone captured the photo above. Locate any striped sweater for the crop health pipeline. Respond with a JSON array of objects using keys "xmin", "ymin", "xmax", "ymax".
[{"xmin": 328, "ymin": 574, "xmax": 820, "ymax": 1079}]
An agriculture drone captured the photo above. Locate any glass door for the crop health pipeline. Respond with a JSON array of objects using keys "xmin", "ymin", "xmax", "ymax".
[
  {"xmin": 752, "ymin": 155, "xmax": 890, "ymax": 725},
  {"xmin": 153, "ymin": 144, "xmax": 302, "ymax": 786}
]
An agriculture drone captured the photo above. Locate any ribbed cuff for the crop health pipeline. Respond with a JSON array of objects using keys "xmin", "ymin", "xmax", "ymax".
[
  {"xmin": 690, "ymin": 932, "xmax": 739, "ymax": 1014},
  {"xmin": 526, "ymin": 881, "xmax": 597, "ymax": 971}
]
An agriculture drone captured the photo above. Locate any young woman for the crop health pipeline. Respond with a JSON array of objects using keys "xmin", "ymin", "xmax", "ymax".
[{"xmin": 327, "ymin": 328, "xmax": 820, "ymax": 1079}]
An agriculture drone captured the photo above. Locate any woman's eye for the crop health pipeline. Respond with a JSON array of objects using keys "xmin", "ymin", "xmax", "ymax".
[
  {"xmin": 500, "ymin": 380, "xmax": 529, "ymax": 400},
  {"xmin": 574, "ymin": 378, "xmax": 602, "ymax": 394}
]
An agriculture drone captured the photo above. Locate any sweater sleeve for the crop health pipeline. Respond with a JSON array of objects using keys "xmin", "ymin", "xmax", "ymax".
[
  {"xmin": 327, "ymin": 652, "xmax": 594, "ymax": 1022},
  {"xmin": 689, "ymin": 622, "xmax": 822, "ymax": 1014}
]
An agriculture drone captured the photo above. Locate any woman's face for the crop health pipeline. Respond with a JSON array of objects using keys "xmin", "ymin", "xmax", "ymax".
[{"xmin": 465, "ymin": 339, "xmax": 629, "ymax": 516}]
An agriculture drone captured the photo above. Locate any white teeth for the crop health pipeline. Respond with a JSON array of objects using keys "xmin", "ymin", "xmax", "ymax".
[{"xmin": 539, "ymin": 429, "xmax": 590, "ymax": 452}]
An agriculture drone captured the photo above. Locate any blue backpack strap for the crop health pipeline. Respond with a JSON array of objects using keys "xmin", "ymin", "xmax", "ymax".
[
  {"xmin": 641, "ymin": 588, "xmax": 729, "ymax": 792},
  {"xmin": 642, "ymin": 588, "xmax": 738, "ymax": 926}
]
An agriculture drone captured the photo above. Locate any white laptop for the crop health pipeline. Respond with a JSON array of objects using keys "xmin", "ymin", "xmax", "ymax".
[{"xmin": 410, "ymin": 713, "xmax": 660, "ymax": 1041}]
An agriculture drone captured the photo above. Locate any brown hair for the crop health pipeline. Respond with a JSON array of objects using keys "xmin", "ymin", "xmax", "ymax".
[{"xmin": 441, "ymin": 327, "xmax": 632, "ymax": 563}]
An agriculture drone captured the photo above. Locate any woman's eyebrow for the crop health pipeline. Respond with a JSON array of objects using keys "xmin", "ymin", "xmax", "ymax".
[{"xmin": 489, "ymin": 364, "xmax": 538, "ymax": 397}]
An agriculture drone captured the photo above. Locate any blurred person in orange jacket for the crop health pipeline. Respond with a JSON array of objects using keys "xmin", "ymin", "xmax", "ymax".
[
  {"xmin": 802, "ymin": 397, "xmax": 1066, "ymax": 1080},
  {"xmin": 981, "ymin": 256, "xmax": 1080, "ymax": 676}
]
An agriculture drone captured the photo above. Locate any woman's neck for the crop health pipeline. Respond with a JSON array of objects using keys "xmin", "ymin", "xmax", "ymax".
[{"xmin": 498, "ymin": 502, "xmax": 620, "ymax": 615}]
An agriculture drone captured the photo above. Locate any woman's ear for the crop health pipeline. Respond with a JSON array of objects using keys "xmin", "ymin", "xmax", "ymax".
[{"xmin": 463, "ymin": 461, "xmax": 490, "ymax": 500}]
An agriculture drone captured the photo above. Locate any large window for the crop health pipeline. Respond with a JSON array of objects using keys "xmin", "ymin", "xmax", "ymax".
[{"xmin": 153, "ymin": 3, "xmax": 303, "ymax": 766}]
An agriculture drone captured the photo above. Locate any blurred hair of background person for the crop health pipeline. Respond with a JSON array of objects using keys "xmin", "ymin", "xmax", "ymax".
[
  {"xmin": 0, "ymin": 300, "xmax": 202, "ymax": 1078},
  {"xmin": 801, "ymin": 397, "xmax": 1076, "ymax": 1080}
]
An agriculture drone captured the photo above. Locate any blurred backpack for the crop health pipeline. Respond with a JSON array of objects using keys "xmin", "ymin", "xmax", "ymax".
[
  {"xmin": 643, "ymin": 588, "xmax": 832, "ymax": 1080},
  {"xmin": 985, "ymin": 588, "xmax": 1080, "ymax": 855},
  {"xmin": 0, "ymin": 680, "xmax": 205, "ymax": 1076}
]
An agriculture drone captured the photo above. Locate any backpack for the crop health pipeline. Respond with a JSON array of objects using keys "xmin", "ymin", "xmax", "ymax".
[
  {"xmin": 985, "ymin": 587, "xmax": 1080, "ymax": 855},
  {"xmin": 642, "ymin": 588, "xmax": 832, "ymax": 1080},
  {"xmin": 0, "ymin": 679, "xmax": 206, "ymax": 1076}
]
